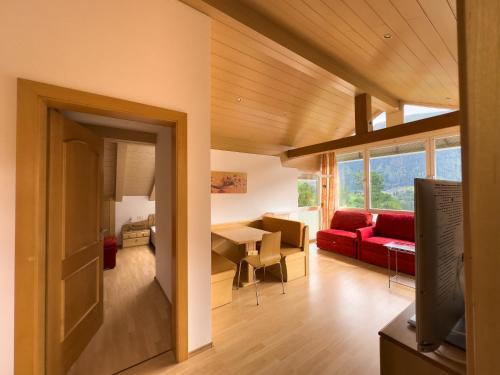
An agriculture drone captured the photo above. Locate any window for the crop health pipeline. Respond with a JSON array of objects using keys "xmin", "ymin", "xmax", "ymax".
[
  {"xmin": 369, "ymin": 142, "xmax": 426, "ymax": 211},
  {"xmin": 337, "ymin": 151, "xmax": 365, "ymax": 208},
  {"xmin": 297, "ymin": 175, "xmax": 320, "ymax": 240},
  {"xmin": 404, "ymin": 104, "xmax": 453, "ymax": 123},
  {"xmin": 372, "ymin": 112, "xmax": 386, "ymax": 130},
  {"xmin": 298, "ymin": 175, "xmax": 319, "ymax": 208},
  {"xmin": 435, "ymin": 135, "xmax": 462, "ymax": 181}
]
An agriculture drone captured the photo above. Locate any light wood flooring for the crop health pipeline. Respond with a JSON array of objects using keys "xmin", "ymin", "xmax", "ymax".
[
  {"xmin": 68, "ymin": 245, "xmax": 172, "ymax": 375},
  {"xmin": 120, "ymin": 245, "xmax": 414, "ymax": 375}
]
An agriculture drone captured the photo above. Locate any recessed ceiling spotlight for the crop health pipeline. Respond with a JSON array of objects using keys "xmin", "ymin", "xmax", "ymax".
[
  {"xmin": 236, "ymin": 97, "xmax": 242, "ymax": 102},
  {"xmin": 383, "ymin": 33, "xmax": 392, "ymax": 39}
]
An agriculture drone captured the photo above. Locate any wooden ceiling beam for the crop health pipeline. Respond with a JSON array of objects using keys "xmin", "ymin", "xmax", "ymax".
[
  {"xmin": 115, "ymin": 143, "xmax": 127, "ymax": 202},
  {"xmin": 84, "ymin": 124, "xmax": 156, "ymax": 144},
  {"xmin": 286, "ymin": 111, "xmax": 460, "ymax": 159},
  {"xmin": 181, "ymin": 0, "xmax": 400, "ymax": 109},
  {"xmin": 355, "ymin": 93, "xmax": 372, "ymax": 135}
]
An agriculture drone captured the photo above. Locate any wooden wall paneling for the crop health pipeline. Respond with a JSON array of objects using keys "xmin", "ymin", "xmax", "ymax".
[
  {"xmin": 102, "ymin": 141, "xmax": 117, "ymax": 199},
  {"xmin": 115, "ymin": 143, "xmax": 127, "ymax": 202},
  {"xmin": 123, "ymin": 144, "xmax": 155, "ymax": 196},
  {"xmin": 458, "ymin": 0, "xmax": 500, "ymax": 373}
]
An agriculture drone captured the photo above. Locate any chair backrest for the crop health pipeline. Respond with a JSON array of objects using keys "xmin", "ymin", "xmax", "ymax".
[
  {"xmin": 259, "ymin": 231, "xmax": 282, "ymax": 266},
  {"xmin": 262, "ymin": 216, "xmax": 303, "ymax": 247}
]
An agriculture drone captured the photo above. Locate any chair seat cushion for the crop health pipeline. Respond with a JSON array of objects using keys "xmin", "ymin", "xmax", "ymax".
[
  {"xmin": 280, "ymin": 244, "xmax": 301, "ymax": 257},
  {"xmin": 317, "ymin": 229, "xmax": 357, "ymax": 242},
  {"xmin": 359, "ymin": 237, "xmax": 415, "ymax": 275},
  {"xmin": 363, "ymin": 236, "xmax": 414, "ymax": 249}
]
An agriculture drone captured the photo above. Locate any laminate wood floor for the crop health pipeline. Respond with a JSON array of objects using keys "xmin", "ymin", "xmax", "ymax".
[
  {"xmin": 68, "ymin": 245, "xmax": 172, "ymax": 375},
  {"xmin": 120, "ymin": 245, "xmax": 414, "ymax": 375}
]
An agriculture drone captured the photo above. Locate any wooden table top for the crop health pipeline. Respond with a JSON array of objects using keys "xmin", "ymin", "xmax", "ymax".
[
  {"xmin": 212, "ymin": 226, "xmax": 270, "ymax": 245},
  {"xmin": 379, "ymin": 303, "xmax": 466, "ymax": 375}
]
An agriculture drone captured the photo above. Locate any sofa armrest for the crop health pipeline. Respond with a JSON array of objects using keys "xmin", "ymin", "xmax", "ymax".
[{"xmin": 356, "ymin": 225, "xmax": 375, "ymax": 241}]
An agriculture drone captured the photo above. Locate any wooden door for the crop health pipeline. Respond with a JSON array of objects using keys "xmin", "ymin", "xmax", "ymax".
[{"xmin": 46, "ymin": 109, "xmax": 104, "ymax": 374}]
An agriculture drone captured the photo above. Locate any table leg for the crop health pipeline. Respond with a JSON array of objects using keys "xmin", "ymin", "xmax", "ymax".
[
  {"xmin": 387, "ymin": 248, "xmax": 391, "ymax": 288},
  {"xmin": 243, "ymin": 241, "xmax": 257, "ymax": 286}
]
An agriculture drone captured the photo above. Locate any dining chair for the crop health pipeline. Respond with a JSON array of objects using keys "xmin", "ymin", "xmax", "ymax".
[{"xmin": 237, "ymin": 231, "xmax": 285, "ymax": 305}]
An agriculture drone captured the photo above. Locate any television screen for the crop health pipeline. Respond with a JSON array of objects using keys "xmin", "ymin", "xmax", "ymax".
[{"xmin": 414, "ymin": 178, "xmax": 465, "ymax": 352}]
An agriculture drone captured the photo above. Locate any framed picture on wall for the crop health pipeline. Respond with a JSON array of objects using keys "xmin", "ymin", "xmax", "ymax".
[{"xmin": 211, "ymin": 171, "xmax": 247, "ymax": 193}]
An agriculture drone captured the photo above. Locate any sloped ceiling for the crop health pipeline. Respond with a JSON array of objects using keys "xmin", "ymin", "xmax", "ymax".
[
  {"xmin": 103, "ymin": 141, "xmax": 155, "ymax": 200},
  {"xmin": 182, "ymin": 0, "xmax": 459, "ymax": 156}
]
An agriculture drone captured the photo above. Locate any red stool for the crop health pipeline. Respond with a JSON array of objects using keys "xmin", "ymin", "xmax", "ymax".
[{"xmin": 103, "ymin": 236, "xmax": 118, "ymax": 269}]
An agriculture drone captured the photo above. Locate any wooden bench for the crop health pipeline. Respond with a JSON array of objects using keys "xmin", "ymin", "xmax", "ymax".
[{"xmin": 211, "ymin": 251, "xmax": 237, "ymax": 309}]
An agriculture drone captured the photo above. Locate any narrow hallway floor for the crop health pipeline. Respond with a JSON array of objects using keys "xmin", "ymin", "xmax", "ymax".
[{"xmin": 69, "ymin": 245, "xmax": 171, "ymax": 375}]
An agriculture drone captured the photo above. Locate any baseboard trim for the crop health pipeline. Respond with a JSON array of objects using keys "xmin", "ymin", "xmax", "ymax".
[{"xmin": 188, "ymin": 342, "xmax": 214, "ymax": 358}]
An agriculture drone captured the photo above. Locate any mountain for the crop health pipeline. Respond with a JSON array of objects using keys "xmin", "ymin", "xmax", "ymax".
[{"xmin": 338, "ymin": 149, "xmax": 461, "ymax": 193}]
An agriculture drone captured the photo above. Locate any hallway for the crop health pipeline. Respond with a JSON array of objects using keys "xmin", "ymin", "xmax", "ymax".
[{"xmin": 69, "ymin": 245, "xmax": 171, "ymax": 375}]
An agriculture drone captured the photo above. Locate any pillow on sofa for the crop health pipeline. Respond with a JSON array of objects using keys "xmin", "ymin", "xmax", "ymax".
[
  {"xmin": 331, "ymin": 210, "xmax": 373, "ymax": 232},
  {"xmin": 375, "ymin": 213, "xmax": 415, "ymax": 242}
]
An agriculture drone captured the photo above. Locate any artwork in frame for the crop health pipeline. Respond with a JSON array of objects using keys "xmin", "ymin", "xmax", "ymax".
[{"xmin": 211, "ymin": 171, "xmax": 247, "ymax": 193}]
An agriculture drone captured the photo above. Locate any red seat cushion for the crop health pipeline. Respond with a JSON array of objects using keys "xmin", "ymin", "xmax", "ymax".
[
  {"xmin": 317, "ymin": 229, "xmax": 358, "ymax": 258},
  {"xmin": 360, "ymin": 236, "xmax": 415, "ymax": 275},
  {"xmin": 104, "ymin": 235, "xmax": 117, "ymax": 248},
  {"xmin": 331, "ymin": 210, "xmax": 373, "ymax": 232},
  {"xmin": 363, "ymin": 236, "xmax": 414, "ymax": 248},
  {"xmin": 375, "ymin": 213, "xmax": 415, "ymax": 242},
  {"xmin": 317, "ymin": 228, "xmax": 357, "ymax": 241}
]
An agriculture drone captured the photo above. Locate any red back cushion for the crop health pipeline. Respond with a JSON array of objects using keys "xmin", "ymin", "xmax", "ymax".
[
  {"xmin": 375, "ymin": 213, "xmax": 415, "ymax": 242},
  {"xmin": 330, "ymin": 210, "xmax": 373, "ymax": 232}
]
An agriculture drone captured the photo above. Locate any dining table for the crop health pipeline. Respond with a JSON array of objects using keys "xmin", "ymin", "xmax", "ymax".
[{"xmin": 211, "ymin": 226, "xmax": 270, "ymax": 286}]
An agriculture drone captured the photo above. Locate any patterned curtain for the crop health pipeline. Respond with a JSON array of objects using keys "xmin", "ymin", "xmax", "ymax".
[{"xmin": 320, "ymin": 152, "xmax": 336, "ymax": 230}]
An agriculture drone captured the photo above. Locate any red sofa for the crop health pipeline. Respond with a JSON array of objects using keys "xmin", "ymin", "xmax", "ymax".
[
  {"xmin": 316, "ymin": 210, "xmax": 373, "ymax": 258},
  {"xmin": 357, "ymin": 213, "xmax": 415, "ymax": 275}
]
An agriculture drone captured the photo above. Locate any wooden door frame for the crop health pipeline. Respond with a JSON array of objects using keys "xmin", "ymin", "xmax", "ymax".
[{"xmin": 14, "ymin": 79, "xmax": 188, "ymax": 374}]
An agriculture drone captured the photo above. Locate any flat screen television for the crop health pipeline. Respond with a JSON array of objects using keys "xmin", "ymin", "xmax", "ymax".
[{"xmin": 414, "ymin": 178, "xmax": 466, "ymax": 352}]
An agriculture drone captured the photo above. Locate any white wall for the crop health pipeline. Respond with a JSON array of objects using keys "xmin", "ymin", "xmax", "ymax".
[
  {"xmin": 211, "ymin": 150, "xmax": 299, "ymax": 224},
  {"xmin": 115, "ymin": 196, "xmax": 156, "ymax": 244},
  {"xmin": 0, "ymin": 0, "xmax": 211, "ymax": 371},
  {"xmin": 155, "ymin": 128, "xmax": 174, "ymax": 300}
]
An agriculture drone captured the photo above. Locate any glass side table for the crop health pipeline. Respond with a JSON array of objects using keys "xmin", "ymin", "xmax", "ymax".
[{"xmin": 384, "ymin": 241, "xmax": 415, "ymax": 288}]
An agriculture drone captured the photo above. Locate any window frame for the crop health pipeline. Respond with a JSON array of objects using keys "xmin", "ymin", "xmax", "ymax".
[
  {"xmin": 334, "ymin": 130, "xmax": 461, "ymax": 214},
  {"xmin": 335, "ymin": 150, "xmax": 366, "ymax": 210}
]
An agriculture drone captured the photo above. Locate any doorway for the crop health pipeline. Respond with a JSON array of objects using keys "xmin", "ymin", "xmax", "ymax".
[
  {"xmin": 14, "ymin": 80, "xmax": 188, "ymax": 375},
  {"xmin": 57, "ymin": 112, "xmax": 173, "ymax": 374}
]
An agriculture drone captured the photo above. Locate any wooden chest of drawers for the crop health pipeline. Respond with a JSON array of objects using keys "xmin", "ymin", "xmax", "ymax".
[{"xmin": 122, "ymin": 229, "xmax": 151, "ymax": 248}]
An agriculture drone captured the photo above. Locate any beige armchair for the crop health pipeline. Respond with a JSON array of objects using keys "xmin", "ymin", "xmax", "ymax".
[{"xmin": 238, "ymin": 231, "xmax": 285, "ymax": 305}]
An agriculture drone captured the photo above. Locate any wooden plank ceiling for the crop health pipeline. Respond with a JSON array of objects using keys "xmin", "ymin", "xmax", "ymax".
[
  {"xmin": 103, "ymin": 141, "xmax": 155, "ymax": 200},
  {"xmin": 202, "ymin": 0, "xmax": 458, "ymax": 156}
]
